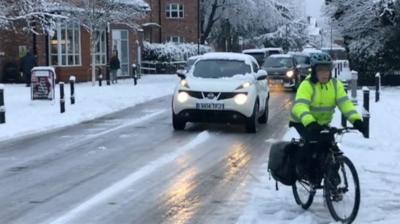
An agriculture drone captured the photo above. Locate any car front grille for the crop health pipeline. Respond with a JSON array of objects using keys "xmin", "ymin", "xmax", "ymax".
[{"xmin": 180, "ymin": 91, "xmax": 246, "ymax": 100}]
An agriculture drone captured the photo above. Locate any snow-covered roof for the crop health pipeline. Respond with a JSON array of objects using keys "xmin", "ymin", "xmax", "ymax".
[
  {"xmin": 302, "ymin": 48, "xmax": 323, "ymax": 54},
  {"xmin": 141, "ymin": 22, "xmax": 161, "ymax": 27},
  {"xmin": 242, "ymin": 48, "xmax": 283, "ymax": 54},
  {"xmin": 321, "ymin": 47, "xmax": 346, "ymax": 51},
  {"xmin": 115, "ymin": 0, "xmax": 150, "ymax": 10},
  {"xmin": 269, "ymin": 54, "xmax": 293, "ymax": 58},
  {"xmin": 201, "ymin": 52, "xmax": 257, "ymax": 65}
]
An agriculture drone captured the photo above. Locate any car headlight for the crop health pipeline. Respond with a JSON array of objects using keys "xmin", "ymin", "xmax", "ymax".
[
  {"xmin": 286, "ymin": 70, "xmax": 294, "ymax": 78},
  {"xmin": 234, "ymin": 94, "xmax": 248, "ymax": 105},
  {"xmin": 180, "ymin": 79, "xmax": 190, "ymax": 88},
  {"xmin": 177, "ymin": 91, "xmax": 189, "ymax": 103},
  {"xmin": 236, "ymin": 82, "xmax": 252, "ymax": 90}
]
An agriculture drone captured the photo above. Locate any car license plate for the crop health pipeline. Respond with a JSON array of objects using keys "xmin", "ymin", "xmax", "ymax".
[
  {"xmin": 269, "ymin": 79, "xmax": 283, "ymax": 84},
  {"xmin": 196, "ymin": 103, "xmax": 224, "ymax": 110}
]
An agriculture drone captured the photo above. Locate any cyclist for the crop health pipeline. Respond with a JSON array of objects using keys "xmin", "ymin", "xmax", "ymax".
[{"xmin": 289, "ymin": 52, "xmax": 366, "ymax": 185}]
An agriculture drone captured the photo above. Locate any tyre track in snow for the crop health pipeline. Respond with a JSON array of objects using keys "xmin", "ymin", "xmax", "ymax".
[{"xmin": 0, "ymin": 91, "xmax": 294, "ymax": 224}]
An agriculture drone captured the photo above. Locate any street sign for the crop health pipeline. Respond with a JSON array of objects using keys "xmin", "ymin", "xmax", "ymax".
[{"xmin": 31, "ymin": 67, "xmax": 56, "ymax": 100}]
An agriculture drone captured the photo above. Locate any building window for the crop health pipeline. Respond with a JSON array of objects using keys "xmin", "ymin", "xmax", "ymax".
[
  {"xmin": 169, "ymin": 36, "xmax": 184, "ymax": 43},
  {"xmin": 166, "ymin": 3, "xmax": 184, "ymax": 18},
  {"xmin": 49, "ymin": 21, "xmax": 81, "ymax": 66},
  {"xmin": 93, "ymin": 30, "xmax": 107, "ymax": 65}
]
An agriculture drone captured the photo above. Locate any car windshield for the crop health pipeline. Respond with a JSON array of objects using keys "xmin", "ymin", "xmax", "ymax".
[
  {"xmin": 294, "ymin": 56, "xmax": 310, "ymax": 66},
  {"xmin": 193, "ymin": 59, "xmax": 251, "ymax": 79},
  {"xmin": 184, "ymin": 59, "xmax": 197, "ymax": 71},
  {"xmin": 244, "ymin": 53, "xmax": 264, "ymax": 65},
  {"xmin": 263, "ymin": 57, "xmax": 293, "ymax": 68},
  {"xmin": 267, "ymin": 50, "xmax": 281, "ymax": 56}
]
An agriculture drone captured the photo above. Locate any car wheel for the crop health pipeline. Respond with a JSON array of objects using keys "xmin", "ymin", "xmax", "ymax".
[
  {"xmin": 172, "ymin": 112, "xmax": 186, "ymax": 130},
  {"xmin": 258, "ymin": 97, "xmax": 269, "ymax": 124},
  {"xmin": 246, "ymin": 101, "xmax": 258, "ymax": 133}
]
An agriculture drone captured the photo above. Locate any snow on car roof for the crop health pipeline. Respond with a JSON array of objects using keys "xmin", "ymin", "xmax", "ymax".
[
  {"xmin": 288, "ymin": 51, "xmax": 309, "ymax": 57},
  {"xmin": 242, "ymin": 48, "xmax": 283, "ymax": 54},
  {"xmin": 201, "ymin": 52, "xmax": 257, "ymax": 65},
  {"xmin": 321, "ymin": 47, "xmax": 346, "ymax": 51},
  {"xmin": 188, "ymin": 55, "xmax": 203, "ymax": 60},
  {"xmin": 302, "ymin": 48, "xmax": 323, "ymax": 54},
  {"xmin": 268, "ymin": 54, "xmax": 293, "ymax": 58}
]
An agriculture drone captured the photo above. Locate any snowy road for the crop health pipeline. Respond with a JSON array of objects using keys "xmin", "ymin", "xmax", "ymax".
[{"xmin": 0, "ymin": 91, "xmax": 294, "ymax": 224}]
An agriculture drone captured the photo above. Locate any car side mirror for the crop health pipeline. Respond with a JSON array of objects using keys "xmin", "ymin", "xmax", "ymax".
[
  {"xmin": 256, "ymin": 69, "xmax": 268, "ymax": 80},
  {"xmin": 176, "ymin": 69, "xmax": 186, "ymax": 80}
]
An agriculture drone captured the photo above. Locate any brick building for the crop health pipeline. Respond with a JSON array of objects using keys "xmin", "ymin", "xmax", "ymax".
[
  {"xmin": 143, "ymin": 0, "xmax": 200, "ymax": 44},
  {"xmin": 0, "ymin": 0, "xmax": 200, "ymax": 83}
]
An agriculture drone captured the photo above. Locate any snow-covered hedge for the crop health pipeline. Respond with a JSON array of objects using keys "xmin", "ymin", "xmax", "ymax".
[{"xmin": 143, "ymin": 42, "xmax": 213, "ymax": 62}]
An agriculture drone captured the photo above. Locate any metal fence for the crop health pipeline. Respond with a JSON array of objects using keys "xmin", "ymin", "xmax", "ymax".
[{"xmin": 141, "ymin": 61, "xmax": 186, "ymax": 74}]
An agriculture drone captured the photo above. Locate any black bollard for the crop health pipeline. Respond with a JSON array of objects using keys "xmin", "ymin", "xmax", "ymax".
[
  {"xmin": 99, "ymin": 74, "xmax": 103, "ymax": 87},
  {"xmin": 70, "ymin": 76, "xmax": 75, "ymax": 105},
  {"xmin": 334, "ymin": 67, "xmax": 338, "ymax": 78},
  {"xmin": 132, "ymin": 64, "xmax": 137, "ymax": 86},
  {"xmin": 0, "ymin": 85, "xmax": 5, "ymax": 124},
  {"xmin": 363, "ymin": 87, "xmax": 370, "ymax": 138},
  {"xmin": 375, "ymin": 73, "xmax": 381, "ymax": 102},
  {"xmin": 60, "ymin": 82, "xmax": 65, "ymax": 113}
]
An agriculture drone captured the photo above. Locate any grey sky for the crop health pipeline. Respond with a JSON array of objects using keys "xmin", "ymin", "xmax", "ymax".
[{"xmin": 305, "ymin": 0, "xmax": 324, "ymax": 18}]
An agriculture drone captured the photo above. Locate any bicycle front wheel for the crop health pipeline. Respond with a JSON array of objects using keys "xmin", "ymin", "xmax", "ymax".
[
  {"xmin": 292, "ymin": 179, "xmax": 315, "ymax": 209},
  {"xmin": 325, "ymin": 156, "xmax": 360, "ymax": 224}
]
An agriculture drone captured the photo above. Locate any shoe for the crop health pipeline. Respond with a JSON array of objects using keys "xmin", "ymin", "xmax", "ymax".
[{"xmin": 331, "ymin": 189, "xmax": 343, "ymax": 202}]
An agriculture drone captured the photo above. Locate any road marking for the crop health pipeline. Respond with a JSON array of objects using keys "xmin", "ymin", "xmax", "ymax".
[
  {"xmin": 86, "ymin": 110, "xmax": 166, "ymax": 139},
  {"xmin": 45, "ymin": 131, "xmax": 210, "ymax": 224}
]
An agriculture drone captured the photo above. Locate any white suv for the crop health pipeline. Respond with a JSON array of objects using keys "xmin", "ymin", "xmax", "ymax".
[{"xmin": 172, "ymin": 52, "xmax": 270, "ymax": 133}]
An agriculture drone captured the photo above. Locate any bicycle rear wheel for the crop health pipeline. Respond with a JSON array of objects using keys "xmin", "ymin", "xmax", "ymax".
[
  {"xmin": 325, "ymin": 156, "xmax": 360, "ymax": 223},
  {"xmin": 292, "ymin": 179, "xmax": 315, "ymax": 209}
]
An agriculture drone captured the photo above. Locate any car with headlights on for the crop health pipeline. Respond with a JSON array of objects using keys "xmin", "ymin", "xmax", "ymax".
[
  {"xmin": 288, "ymin": 52, "xmax": 311, "ymax": 81},
  {"xmin": 262, "ymin": 54, "xmax": 300, "ymax": 91},
  {"xmin": 172, "ymin": 52, "xmax": 269, "ymax": 133}
]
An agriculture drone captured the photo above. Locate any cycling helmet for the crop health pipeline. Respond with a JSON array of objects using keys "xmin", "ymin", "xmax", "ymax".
[
  {"xmin": 309, "ymin": 52, "xmax": 333, "ymax": 83},
  {"xmin": 310, "ymin": 52, "xmax": 332, "ymax": 67}
]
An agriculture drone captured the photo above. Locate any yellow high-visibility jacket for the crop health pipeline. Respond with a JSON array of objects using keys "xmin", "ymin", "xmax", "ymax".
[{"xmin": 290, "ymin": 78, "xmax": 362, "ymax": 127}]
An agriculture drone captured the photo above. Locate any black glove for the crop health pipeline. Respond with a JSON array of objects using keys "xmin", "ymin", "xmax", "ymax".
[
  {"xmin": 353, "ymin": 120, "xmax": 367, "ymax": 137},
  {"xmin": 307, "ymin": 122, "xmax": 323, "ymax": 136}
]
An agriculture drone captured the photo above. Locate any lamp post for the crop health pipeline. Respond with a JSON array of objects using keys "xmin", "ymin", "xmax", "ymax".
[{"xmin": 197, "ymin": 0, "xmax": 201, "ymax": 55}]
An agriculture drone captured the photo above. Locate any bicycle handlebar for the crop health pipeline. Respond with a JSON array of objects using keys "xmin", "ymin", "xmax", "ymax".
[{"xmin": 321, "ymin": 127, "xmax": 357, "ymax": 135}]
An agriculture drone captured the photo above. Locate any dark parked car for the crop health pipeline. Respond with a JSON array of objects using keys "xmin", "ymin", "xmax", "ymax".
[
  {"xmin": 262, "ymin": 54, "xmax": 300, "ymax": 91},
  {"xmin": 242, "ymin": 48, "xmax": 283, "ymax": 67}
]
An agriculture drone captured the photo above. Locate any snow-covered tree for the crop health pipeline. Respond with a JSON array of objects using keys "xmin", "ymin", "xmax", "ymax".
[
  {"xmin": 0, "ymin": 0, "xmax": 64, "ymax": 34},
  {"xmin": 324, "ymin": 0, "xmax": 400, "ymax": 78},
  {"xmin": 201, "ymin": 0, "xmax": 306, "ymax": 51}
]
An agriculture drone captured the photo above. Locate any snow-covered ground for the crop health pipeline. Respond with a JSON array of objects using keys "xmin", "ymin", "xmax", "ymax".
[
  {"xmin": 238, "ymin": 87, "xmax": 400, "ymax": 224},
  {"xmin": 0, "ymin": 75, "xmax": 178, "ymax": 142}
]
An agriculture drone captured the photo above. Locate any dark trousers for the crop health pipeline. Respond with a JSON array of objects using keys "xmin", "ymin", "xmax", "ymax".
[
  {"xmin": 24, "ymin": 72, "xmax": 31, "ymax": 86},
  {"xmin": 290, "ymin": 122, "xmax": 327, "ymax": 183}
]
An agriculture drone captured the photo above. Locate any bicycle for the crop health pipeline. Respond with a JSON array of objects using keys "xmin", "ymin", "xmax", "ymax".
[{"xmin": 291, "ymin": 127, "xmax": 361, "ymax": 224}]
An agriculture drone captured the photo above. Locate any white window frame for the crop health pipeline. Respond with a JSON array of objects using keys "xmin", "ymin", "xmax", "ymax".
[
  {"xmin": 169, "ymin": 36, "xmax": 184, "ymax": 43},
  {"xmin": 49, "ymin": 20, "xmax": 81, "ymax": 67},
  {"xmin": 93, "ymin": 30, "xmax": 107, "ymax": 65},
  {"xmin": 166, "ymin": 3, "xmax": 184, "ymax": 19}
]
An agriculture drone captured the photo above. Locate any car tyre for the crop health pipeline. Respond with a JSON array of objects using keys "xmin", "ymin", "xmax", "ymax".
[
  {"xmin": 258, "ymin": 97, "xmax": 269, "ymax": 124},
  {"xmin": 246, "ymin": 101, "xmax": 258, "ymax": 133},
  {"xmin": 172, "ymin": 112, "xmax": 186, "ymax": 130}
]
